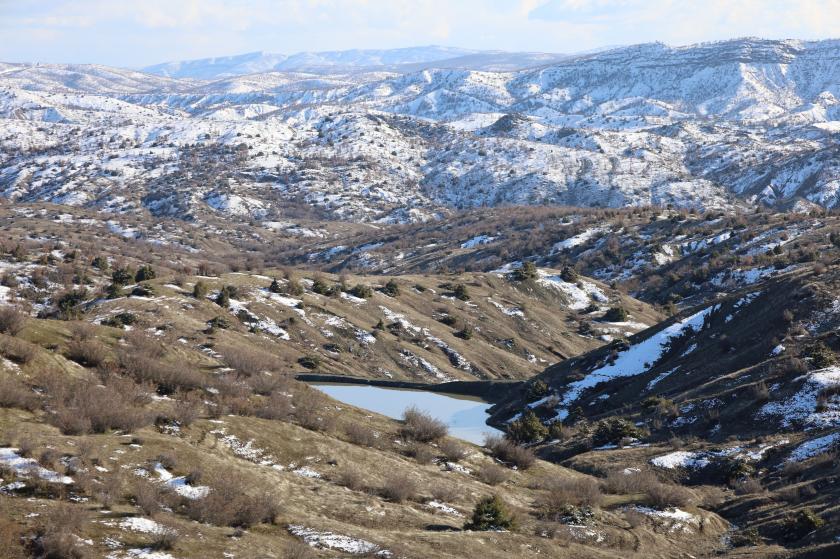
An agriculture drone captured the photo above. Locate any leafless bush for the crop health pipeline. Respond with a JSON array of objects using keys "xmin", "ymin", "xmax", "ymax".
[
  {"xmin": 149, "ymin": 524, "xmax": 179, "ymax": 550},
  {"xmin": 0, "ymin": 307, "xmax": 26, "ymax": 336},
  {"xmin": 380, "ymin": 472, "xmax": 417, "ymax": 502},
  {"xmin": 47, "ymin": 378, "xmax": 153, "ymax": 435},
  {"xmin": 293, "ymin": 389, "xmax": 329, "ymax": 431},
  {"xmin": 119, "ymin": 351, "xmax": 204, "ymax": 394},
  {"xmin": 133, "ymin": 479, "xmax": 162, "ymax": 516},
  {"xmin": 219, "ymin": 344, "xmax": 279, "ymax": 377},
  {"xmin": 247, "ymin": 372, "xmax": 288, "ymax": 395},
  {"xmin": 602, "ymin": 468, "xmax": 660, "ymax": 494},
  {"xmin": 65, "ymin": 338, "xmax": 108, "ymax": 367},
  {"xmin": 92, "ymin": 471, "xmax": 123, "ymax": 509},
  {"xmin": 536, "ymin": 477, "xmax": 604, "ymax": 518},
  {"xmin": 484, "ymin": 434, "xmax": 536, "ymax": 470},
  {"xmin": 406, "ymin": 442, "xmax": 436, "ymax": 465},
  {"xmin": 0, "ymin": 374, "xmax": 39, "ymax": 411},
  {"xmin": 38, "ymin": 448, "xmax": 59, "ymax": 469},
  {"xmin": 254, "ymin": 391, "xmax": 292, "ymax": 420},
  {"xmin": 645, "ymin": 481, "xmax": 694, "ymax": 508},
  {"xmin": 283, "ymin": 541, "xmax": 315, "ymax": 559},
  {"xmin": 345, "ymin": 423, "xmax": 378, "ymax": 447},
  {"xmin": 172, "ymin": 393, "xmax": 204, "ymax": 427},
  {"xmin": 31, "ymin": 504, "xmax": 88, "ymax": 559},
  {"xmin": 734, "ymin": 478, "xmax": 764, "ymax": 495},
  {"xmin": 124, "ymin": 330, "xmax": 166, "ymax": 359},
  {"xmin": 335, "ymin": 465, "xmax": 366, "ymax": 491},
  {"xmin": 623, "ymin": 508, "xmax": 647, "ymax": 529},
  {"xmin": 0, "ymin": 335, "xmax": 38, "ymax": 365},
  {"xmin": 477, "ymin": 463, "xmax": 511, "ymax": 486},
  {"xmin": 186, "ymin": 472, "xmax": 280, "ymax": 527},
  {"xmin": 400, "ymin": 406, "xmax": 447, "ymax": 442},
  {"xmin": 748, "ymin": 381, "xmax": 770, "ymax": 403},
  {"xmin": 439, "ymin": 439, "xmax": 467, "ymax": 462},
  {"xmin": 430, "ymin": 482, "xmax": 460, "ymax": 503}
]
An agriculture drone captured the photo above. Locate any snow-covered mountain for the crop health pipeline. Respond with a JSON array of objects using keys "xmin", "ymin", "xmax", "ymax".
[
  {"xmin": 2, "ymin": 38, "xmax": 840, "ymax": 222},
  {"xmin": 143, "ymin": 46, "xmax": 484, "ymax": 78}
]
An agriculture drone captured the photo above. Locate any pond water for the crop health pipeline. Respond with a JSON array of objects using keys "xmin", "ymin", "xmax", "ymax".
[{"xmin": 309, "ymin": 383, "xmax": 504, "ymax": 445}]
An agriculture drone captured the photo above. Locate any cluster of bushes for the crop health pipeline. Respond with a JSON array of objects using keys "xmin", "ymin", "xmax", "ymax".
[
  {"xmin": 602, "ymin": 468, "xmax": 694, "ymax": 508},
  {"xmin": 512, "ymin": 261, "xmax": 538, "ymax": 281},
  {"xmin": 400, "ymin": 407, "xmax": 448, "ymax": 442},
  {"xmin": 602, "ymin": 306, "xmax": 628, "ymax": 322},
  {"xmin": 591, "ymin": 417, "xmax": 644, "ymax": 446},
  {"xmin": 0, "ymin": 306, "xmax": 26, "ymax": 335},
  {"xmin": 185, "ymin": 473, "xmax": 281, "ymax": 528},
  {"xmin": 507, "ymin": 410, "xmax": 548, "ymax": 444},
  {"xmin": 45, "ymin": 372, "xmax": 154, "ymax": 435},
  {"xmin": 484, "ymin": 434, "xmax": 535, "ymax": 470}
]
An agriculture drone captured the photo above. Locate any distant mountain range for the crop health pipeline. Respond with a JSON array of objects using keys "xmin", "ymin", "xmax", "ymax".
[
  {"xmin": 141, "ymin": 46, "xmax": 572, "ymax": 78},
  {"xmin": 1, "ymin": 38, "xmax": 840, "ymax": 222}
]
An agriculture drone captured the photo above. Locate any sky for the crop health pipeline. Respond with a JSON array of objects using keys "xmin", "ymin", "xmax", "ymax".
[{"xmin": 1, "ymin": 0, "xmax": 839, "ymax": 68}]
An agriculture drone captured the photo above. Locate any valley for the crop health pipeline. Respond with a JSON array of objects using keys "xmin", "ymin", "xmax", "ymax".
[{"xmin": 1, "ymin": 36, "xmax": 840, "ymax": 559}]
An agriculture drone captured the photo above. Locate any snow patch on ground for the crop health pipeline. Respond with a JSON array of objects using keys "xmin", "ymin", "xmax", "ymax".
[
  {"xmin": 759, "ymin": 367, "xmax": 840, "ymax": 428},
  {"xmin": 788, "ymin": 432, "xmax": 840, "ymax": 462},
  {"xmin": 554, "ymin": 307, "xmax": 711, "ymax": 420},
  {"xmin": 0, "ymin": 447, "xmax": 73, "ymax": 484},
  {"xmin": 287, "ymin": 525, "xmax": 388, "ymax": 555}
]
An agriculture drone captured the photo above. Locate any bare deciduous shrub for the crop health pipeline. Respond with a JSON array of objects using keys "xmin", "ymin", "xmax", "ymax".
[
  {"xmin": 31, "ymin": 504, "xmax": 88, "ymax": 559},
  {"xmin": 406, "ymin": 442, "xmax": 435, "ymax": 465},
  {"xmin": 0, "ymin": 374, "xmax": 39, "ymax": 411},
  {"xmin": 400, "ymin": 406, "xmax": 447, "ymax": 442},
  {"xmin": 645, "ymin": 481, "xmax": 694, "ymax": 508},
  {"xmin": 172, "ymin": 393, "xmax": 204, "ymax": 427},
  {"xmin": 219, "ymin": 344, "xmax": 279, "ymax": 377},
  {"xmin": 119, "ymin": 351, "xmax": 204, "ymax": 394},
  {"xmin": 0, "ymin": 307, "xmax": 26, "ymax": 336},
  {"xmin": 748, "ymin": 381, "xmax": 770, "ymax": 403},
  {"xmin": 430, "ymin": 482, "xmax": 459, "ymax": 503},
  {"xmin": 134, "ymin": 479, "xmax": 162, "ymax": 516},
  {"xmin": 254, "ymin": 391, "xmax": 292, "ymax": 420},
  {"xmin": 293, "ymin": 389, "xmax": 329, "ymax": 431},
  {"xmin": 484, "ymin": 435, "xmax": 536, "ymax": 470},
  {"xmin": 439, "ymin": 439, "xmax": 467, "ymax": 462},
  {"xmin": 602, "ymin": 468, "xmax": 659, "ymax": 494},
  {"xmin": 536, "ymin": 477, "xmax": 604, "ymax": 519},
  {"xmin": 65, "ymin": 338, "xmax": 108, "ymax": 367},
  {"xmin": 734, "ymin": 478, "xmax": 764, "ymax": 495},
  {"xmin": 335, "ymin": 465, "xmax": 365, "ymax": 491},
  {"xmin": 380, "ymin": 472, "xmax": 417, "ymax": 502},
  {"xmin": 283, "ymin": 541, "xmax": 315, "ymax": 559},
  {"xmin": 47, "ymin": 376, "xmax": 153, "ymax": 435},
  {"xmin": 345, "ymin": 423, "xmax": 377, "ymax": 447},
  {"xmin": 186, "ymin": 473, "xmax": 280, "ymax": 527},
  {"xmin": 247, "ymin": 372, "xmax": 288, "ymax": 395},
  {"xmin": 124, "ymin": 330, "xmax": 166, "ymax": 359},
  {"xmin": 0, "ymin": 335, "xmax": 38, "ymax": 365},
  {"xmin": 477, "ymin": 463, "xmax": 510, "ymax": 486},
  {"xmin": 92, "ymin": 471, "xmax": 123, "ymax": 509},
  {"xmin": 149, "ymin": 524, "xmax": 179, "ymax": 551},
  {"xmin": 623, "ymin": 508, "xmax": 647, "ymax": 529}
]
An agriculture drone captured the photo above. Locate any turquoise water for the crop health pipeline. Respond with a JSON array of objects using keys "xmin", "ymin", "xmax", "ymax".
[{"xmin": 308, "ymin": 383, "xmax": 503, "ymax": 445}]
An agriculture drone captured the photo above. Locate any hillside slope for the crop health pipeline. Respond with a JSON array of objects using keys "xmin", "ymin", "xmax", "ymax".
[{"xmin": 2, "ymin": 38, "xmax": 840, "ymax": 221}]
